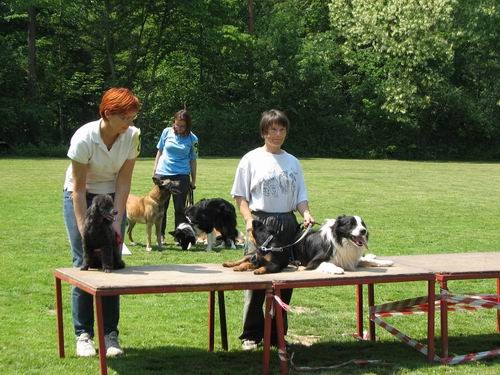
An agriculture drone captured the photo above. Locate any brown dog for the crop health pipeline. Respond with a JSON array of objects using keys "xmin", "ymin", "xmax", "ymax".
[
  {"xmin": 126, "ymin": 177, "xmax": 180, "ymax": 252},
  {"xmin": 222, "ymin": 219, "xmax": 290, "ymax": 274}
]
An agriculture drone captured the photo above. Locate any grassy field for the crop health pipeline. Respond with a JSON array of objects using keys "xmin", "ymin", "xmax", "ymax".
[{"xmin": 0, "ymin": 157, "xmax": 499, "ymax": 374}]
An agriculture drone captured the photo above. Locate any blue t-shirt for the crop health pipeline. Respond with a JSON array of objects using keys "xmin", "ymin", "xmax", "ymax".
[{"xmin": 155, "ymin": 127, "xmax": 198, "ymax": 176}]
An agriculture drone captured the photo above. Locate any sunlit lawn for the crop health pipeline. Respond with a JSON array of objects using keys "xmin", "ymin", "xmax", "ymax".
[{"xmin": 0, "ymin": 157, "xmax": 498, "ymax": 374}]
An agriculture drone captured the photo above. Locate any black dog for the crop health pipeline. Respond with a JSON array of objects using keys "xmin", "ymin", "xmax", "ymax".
[
  {"xmin": 222, "ymin": 219, "xmax": 290, "ymax": 274},
  {"xmin": 170, "ymin": 198, "xmax": 238, "ymax": 251},
  {"xmin": 81, "ymin": 194, "xmax": 125, "ymax": 273}
]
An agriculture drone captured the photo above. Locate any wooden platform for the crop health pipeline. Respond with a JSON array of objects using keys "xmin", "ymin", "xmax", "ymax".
[
  {"xmin": 55, "ymin": 261, "xmax": 434, "ymax": 291},
  {"xmin": 387, "ymin": 252, "xmax": 500, "ymax": 274},
  {"xmin": 54, "ymin": 252, "xmax": 500, "ymax": 375}
]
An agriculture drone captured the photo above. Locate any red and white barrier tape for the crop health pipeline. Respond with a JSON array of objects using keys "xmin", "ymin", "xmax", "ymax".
[
  {"xmin": 290, "ymin": 351, "xmax": 387, "ymax": 371},
  {"xmin": 372, "ymin": 316, "xmax": 440, "ymax": 361},
  {"xmin": 441, "ymin": 348, "xmax": 500, "ymax": 365},
  {"xmin": 371, "ymin": 290, "xmax": 500, "ymax": 364},
  {"xmin": 276, "ymin": 290, "xmax": 499, "ymax": 366},
  {"xmin": 274, "ymin": 294, "xmax": 301, "ymax": 313}
]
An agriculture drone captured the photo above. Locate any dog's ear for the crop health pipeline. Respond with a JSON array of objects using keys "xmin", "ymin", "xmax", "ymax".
[
  {"xmin": 88, "ymin": 200, "xmax": 99, "ymax": 218},
  {"xmin": 152, "ymin": 176, "xmax": 161, "ymax": 186},
  {"xmin": 164, "ymin": 179, "xmax": 181, "ymax": 194}
]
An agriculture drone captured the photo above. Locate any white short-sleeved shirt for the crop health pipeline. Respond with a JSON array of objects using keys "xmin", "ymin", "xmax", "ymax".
[
  {"xmin": 231, "ymin": 147, "xmax": 308, "ymax": 213},
  {"xmin": 63, "ymin": 120, "xmax": 141, "ymax": 194}
]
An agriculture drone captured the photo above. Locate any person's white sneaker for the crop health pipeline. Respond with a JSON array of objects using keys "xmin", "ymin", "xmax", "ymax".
[
  {"xmin": 241, "ymin": 339, "xmax": 260, "ymax": 351},
  {"xmin": 76, "ymin": 332, "xmax": 96, "ymax": 357},
  {"xmin": 104, "ymin": 331, "xmax": 124, "ymax": 357}
]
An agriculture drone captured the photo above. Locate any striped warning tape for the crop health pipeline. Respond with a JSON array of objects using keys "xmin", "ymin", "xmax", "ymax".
[
  {"xmin": 289, "ymin": 352, "xmax": 388, "ymax": 371},
  {"xmin": 276, "ymin": 290, "xmax": 499, "ymax": 366},
  {"xmin": 371, "ymin": 289, "xmax": 500, "ymax": 365},
  {"xmin": 370, "ymin": 291, "xmax": 499, "ymax": 318},
  {"xmin": 441, "ymin": 348, "xmax": 500, "ymax": 365},
  {"xmin": 372, "ymin": 315, "xmax": 441, "ymax": 361}
]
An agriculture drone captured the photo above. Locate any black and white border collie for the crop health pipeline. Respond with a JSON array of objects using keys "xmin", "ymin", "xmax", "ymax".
[
  {"xmin": 294, "ymin": 215, "xmax": 393, "ymax": 274},
  {"xmin": 170, "ymin": 198, "xmax": 238, "ymax": 251}
]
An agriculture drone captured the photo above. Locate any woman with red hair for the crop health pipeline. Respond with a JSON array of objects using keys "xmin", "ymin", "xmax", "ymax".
[{"xmin": 62, "ymin": 87, "xmax": 141, "ymax": 358}]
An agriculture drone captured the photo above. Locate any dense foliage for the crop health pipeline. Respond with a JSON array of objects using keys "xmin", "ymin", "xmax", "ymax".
[{"xmin": 1, "ymin": 0, "xmax": 498, "ymax": 159}]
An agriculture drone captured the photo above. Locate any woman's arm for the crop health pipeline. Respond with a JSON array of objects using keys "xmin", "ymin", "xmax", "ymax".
[
  {"xmin": 152, "ymin": 150, "xmax": 161, "ymax": 176},
  {"xmin": 113, "ymin": 158, "xmax": 136, "ymax": 234},
  {"xmin": 71, "ymin": 160, "xmax": 88, "ymax": 236},
  {"xmin": 234, "ymin": 196, "xmax": 253, "ymax": 233},
  {"xmin": 297, "ymin": 200, "xmax": 315, "ymax": 227},
  {"xmin": 190, "ymin": 159, "xmax": 197, "ymax": 187}
]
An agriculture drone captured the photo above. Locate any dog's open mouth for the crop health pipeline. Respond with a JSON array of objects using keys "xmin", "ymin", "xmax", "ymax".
[
  {"xmin": 103, "ymin": 209, "xmax": 117, "ymax": 222},
  {"xmin": 351, "ymin": 235, "xmax": 367, "ymax": 248}
]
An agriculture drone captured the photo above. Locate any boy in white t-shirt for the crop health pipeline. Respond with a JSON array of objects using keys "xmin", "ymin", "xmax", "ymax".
[{"xmin": 231, "ymin": 109, "xmax": 315, "ymax": 350}]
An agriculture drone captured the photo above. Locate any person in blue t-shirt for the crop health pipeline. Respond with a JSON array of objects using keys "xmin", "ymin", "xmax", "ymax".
[{"xmin": 152, "ymin": 109, "xmax": 198, "ymax": 244}]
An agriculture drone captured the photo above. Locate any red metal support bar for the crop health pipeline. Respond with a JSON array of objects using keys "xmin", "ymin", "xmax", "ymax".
[
  {"xmin": 55, "ymin": 276, "xmax": 65, "ymax": 358},
  {"xmin": 427, "ymin": 278, "xmax": 436, "ymax": 362},
  {"xmin": 209, "ymin": 291, "xmax": 215, "ymax": 351},
  {"xmin": 217, "ymin": 291, "xmax": 228, "ymax": 351},
  {"xmin": 356, "ymin": 284, "xmax": 363, "ymax": 339},
  {"xmin": 95, "ymin": 295, "xmax": 108, "ymax": 375},
  {"xmin": 368, "ymin": 283, "xmax": 375, "ymax": 341},
  {"xmin": 439, "ymin": 280, "xmax": 449, "ymax": 359},
  {"xmin": 497, "ymin": 278, "xmax": 499, "ymax": 332},
  {"xmin": 274, "ymin": 287, "xmax": 288, "ymax": 375},
  {"xmin": 262, "ymin": 288, "xmax": 273, "ymax": 375}
]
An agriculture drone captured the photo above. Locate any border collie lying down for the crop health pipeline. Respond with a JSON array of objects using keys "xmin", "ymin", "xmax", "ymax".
[
  {"xmin": 294, "ymin": 215, "xmax": 393, "ymax": 274},
  {"xmin": 170, "ymin": 198, "xmax": 238, "ymax": 251}
]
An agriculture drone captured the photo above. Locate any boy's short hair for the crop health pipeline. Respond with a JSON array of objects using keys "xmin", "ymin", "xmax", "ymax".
[{"xmin": 259, "ymin": 109, "xmax": 289, "ymax": 137}]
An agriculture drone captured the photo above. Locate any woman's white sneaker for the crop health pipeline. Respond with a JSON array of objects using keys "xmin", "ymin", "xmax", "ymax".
[
  {"xmin": 104, "ymin": 331, "xmax": 124, "ymax": 357},
  {"xmin": 76, "ymin": 333, "xmax": 96, "ymax": 357},
  {"xmin": 241, "ymin": 339, "xmax": 261, "ymax": 351}
]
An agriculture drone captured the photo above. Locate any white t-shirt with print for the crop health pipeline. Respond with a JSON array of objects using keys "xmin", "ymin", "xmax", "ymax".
[
  {"xmin": 63, "ymin": 120, "xmax": 141, "ymax": 194},
  {"xmin": 231, "ymin": 147, "xmax": 308, "ymax": 213}
]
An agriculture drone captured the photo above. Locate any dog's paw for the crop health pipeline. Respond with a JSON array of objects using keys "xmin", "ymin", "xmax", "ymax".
[
  {"xmin": 145, "ymin": 246, "xmax": 152, "ymax": 252},
  {"xmin": 253, "ymin": 267, "xmax": 268, "ymax": 275},
  {"xmin": 376, "ymin": 259, "xmax": 394, "ymax": 267},
  {"xmin": 80, "ymin": 265, "xmax": 89, "ymax": 271},
  {"xmin": 316, "ymin": 262, "xmax": 344, "ymax": 274},
  {"xmin": 103, "ymin": 268, "xmax": 111, "ymax": 273},
  {"xmin": 360, "ymin": 254, "xmax": 394, "ymax": 267},
  {"xmin": 297, "ymin": 265, "xmax": 307, "ymax": 271}
]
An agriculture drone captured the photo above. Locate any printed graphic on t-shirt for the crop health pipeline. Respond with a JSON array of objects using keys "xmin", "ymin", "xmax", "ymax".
[
  {"xmin": 261, "ymin": 170, "xmax": 297, "ymax": 198},
  {"xmin": 193, "ymin": 141, "xmax": 199, "ymax": 157}
]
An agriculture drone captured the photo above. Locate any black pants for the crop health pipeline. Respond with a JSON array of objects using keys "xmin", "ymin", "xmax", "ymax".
[
  {"xmin": 155, "ymin": 174, "xmax": 190, "ymax": 236},
  {"xmin": 239, "ymin": 211, "xmax": 299, "ymax": 344}
]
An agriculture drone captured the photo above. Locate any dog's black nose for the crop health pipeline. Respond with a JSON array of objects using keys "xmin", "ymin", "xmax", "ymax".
[
  {"xmin": 360, "ymin": 229, "xmax": 367, "ymax": 235},
  {"xmin": 112, "ymin": 209, "xmax": 118, "ymax": 215}
]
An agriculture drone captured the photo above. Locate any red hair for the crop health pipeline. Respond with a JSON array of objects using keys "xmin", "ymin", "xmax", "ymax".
[{"xmin": 99, "ymin": 87, "xmax": 140, "ymax": 120}]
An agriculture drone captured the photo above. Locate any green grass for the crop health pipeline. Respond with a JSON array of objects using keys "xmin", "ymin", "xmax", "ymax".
[{"xmin": 0, "ymin": 157, "xmax": 499, "ymax": 374}]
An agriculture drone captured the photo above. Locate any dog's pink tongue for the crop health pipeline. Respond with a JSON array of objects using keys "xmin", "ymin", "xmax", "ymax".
[{"xmin": 353, "ymin": 236, "xmax": 368, "ymax": 248}]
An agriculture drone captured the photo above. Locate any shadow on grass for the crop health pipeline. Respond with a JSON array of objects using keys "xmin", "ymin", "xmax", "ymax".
[{"xmin": 106, "ymin": 333, "xmax": 500, "ymax": 374}]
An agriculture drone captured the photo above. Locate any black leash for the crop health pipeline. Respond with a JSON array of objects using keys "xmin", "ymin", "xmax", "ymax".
[
  {"xmin": 185, "ymin": 184, "xmax": 194, "ymax": 208},
  {"xmin": 258, "ymin": 224, "xmax": 313, "ymax": 254}
]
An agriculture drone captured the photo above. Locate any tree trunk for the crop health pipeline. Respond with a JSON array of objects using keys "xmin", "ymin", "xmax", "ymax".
[
  {"xmin": 27, "ymin": 6, "xmax": 37, "ymax": 98},
  {"xmin": 103, "ymin": 0, "xmax": 116, "ymax": 81},
  {"xmin": 247, "ymin": 0, "xmax": 254, "ymax": 34}
]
